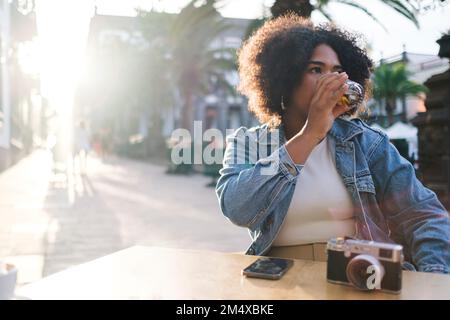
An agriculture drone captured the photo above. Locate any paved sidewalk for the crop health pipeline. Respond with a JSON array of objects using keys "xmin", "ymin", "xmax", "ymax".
[{"xmin": 0, "ymin": 150, "xmax": 249, "ymax": 286}]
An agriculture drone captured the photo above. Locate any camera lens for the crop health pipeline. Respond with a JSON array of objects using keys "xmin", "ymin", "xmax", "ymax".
[{"xmin": 346, "ymin": 254, "xmax": 385, "ymax": 290}]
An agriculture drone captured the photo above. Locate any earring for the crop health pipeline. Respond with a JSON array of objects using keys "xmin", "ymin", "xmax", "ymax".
[{"xmin": 281, "ymin": 96, "xmax": 286, "ymax": 111}]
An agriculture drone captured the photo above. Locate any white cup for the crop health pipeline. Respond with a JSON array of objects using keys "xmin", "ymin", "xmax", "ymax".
[{"xmin": 0, "ymin": 263, "xmax": 18, "ymax": 300}]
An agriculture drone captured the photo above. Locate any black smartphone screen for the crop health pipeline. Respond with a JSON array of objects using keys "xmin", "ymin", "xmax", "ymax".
[{"xmin": 242, "ymin": 257, "xmax": 293, "ymax": 280}]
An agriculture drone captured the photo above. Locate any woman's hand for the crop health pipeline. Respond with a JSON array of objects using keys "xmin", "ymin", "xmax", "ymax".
[{"xmin": 302, "ymin": 72, "xmax": 350, "ymax": 141}]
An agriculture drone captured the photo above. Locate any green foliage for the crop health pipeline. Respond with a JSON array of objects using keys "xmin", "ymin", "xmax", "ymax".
[{"xmin": 372, "ymin": 62, "xmax": 429, "ymax": 124}]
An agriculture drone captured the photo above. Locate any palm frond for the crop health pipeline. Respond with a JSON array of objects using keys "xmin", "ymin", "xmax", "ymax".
[
  {"xmin": 381, "ymin": 0, "xmax": 419, "ymax": 28},
  {"xmin": 334, "ymin": 0, "xmax": 388, "ymax": 32},
  {"xmin": 316, "ymin": 7, "xmax": 333, "ymax": 22},
  {"xmin": 399, "ymin": 81, "xmax": 429, "ymax": 95}
]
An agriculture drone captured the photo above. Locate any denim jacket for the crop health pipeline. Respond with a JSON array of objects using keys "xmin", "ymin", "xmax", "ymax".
[{"xmin": 215, "ymin": 117, "xmax": 450, "ymax": 274}]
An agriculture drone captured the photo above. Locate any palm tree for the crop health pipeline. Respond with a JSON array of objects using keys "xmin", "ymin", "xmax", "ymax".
[
  {"xmin": 270, "ymin": 0, "xmax": 428, "ymax": 28},
  {"xmin": 244, "ymin": 0, "xmax": 448, "ymax": 39},
  {"xmin": 167, "ymin": 0, "xmax": 237, "ymax": 132},
  {"xmin": 372, "ymin": 63, "xmax": 428, "ymax": 126},
  {"xmin": 135, "ymin": 10, "xmax": 177, "ymax": 150}
]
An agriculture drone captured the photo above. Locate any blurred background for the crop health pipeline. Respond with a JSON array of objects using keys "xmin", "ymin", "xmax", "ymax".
[{"xmin": 0, "ymin": 0, "xmax": 449, "ymax": 287}]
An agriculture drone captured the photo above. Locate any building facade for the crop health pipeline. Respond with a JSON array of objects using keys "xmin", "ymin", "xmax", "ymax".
[
  {"xmin": 0, "ymin": 0, "xmax": 42, "ymax": 172},
  {"xmin": 76, "ymin": 12, "xmax": 257, "ymax": 156}
]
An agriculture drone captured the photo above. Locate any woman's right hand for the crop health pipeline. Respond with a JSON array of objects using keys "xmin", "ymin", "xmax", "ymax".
[{"xmin": 302, "ymin": 72, "xmax": 350, "ymax": 141}]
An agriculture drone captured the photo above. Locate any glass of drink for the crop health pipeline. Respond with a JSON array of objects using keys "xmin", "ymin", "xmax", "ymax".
[{"xmin": 339, "ymin": 79, "xmax": 365, "ymax": 114}]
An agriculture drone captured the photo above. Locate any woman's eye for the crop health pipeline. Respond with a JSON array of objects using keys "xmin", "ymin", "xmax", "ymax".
[{"xmin": 310, "ymin": 67, "xmax": 322, "ymax": 74}]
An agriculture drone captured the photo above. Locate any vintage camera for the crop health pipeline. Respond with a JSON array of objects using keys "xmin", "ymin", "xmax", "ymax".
[{"xmin": 326, "ymin": 237, "xmax": 404, "ymax": 294}]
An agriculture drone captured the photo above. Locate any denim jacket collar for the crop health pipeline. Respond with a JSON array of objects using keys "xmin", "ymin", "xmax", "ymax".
[{"xmin": 328, "ymin": 117, "xmax": 364, "ymax": 142}]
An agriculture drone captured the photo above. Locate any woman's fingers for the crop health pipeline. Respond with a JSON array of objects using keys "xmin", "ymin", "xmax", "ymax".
[
  {"xmin": 306, "ymin": 72, "xmax": 351, "ymax": 139},
  {"xmin": 332, "ymin": 106, "xmax": 347, "ymax": 119},
  {"xmin": 332, "ymin": 103, "xmax": 350, "ymax": 118},
  {"xmin": 321, "ymin": 74, "xmax": 348, "ymax": 98},
  {"xmin": 332, "ymin": 85, "xmax": 351, "ymax": 117},
  {"xmin": 328, "ymin": 74, "xmax": 348, "ymax": 92},
  {"xmin": 314, "ymin": 76, "xmax": 348, "ymax": 111},
  {"xmin": 316, "ymin": 72, "xmax": 342, "ymax": 92},
  {"xmin": 315, "ymin": 72, "xmax": 348, "ymax": 100},
  {"xmin": 332, "ymin": 81, "xmax": 349, "ymax": 102},
  {"xmin": 314, "ymin": 72, "xmax": 335, "ymax": 93}
]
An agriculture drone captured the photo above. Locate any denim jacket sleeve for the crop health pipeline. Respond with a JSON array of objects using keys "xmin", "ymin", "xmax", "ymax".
[
  {"xmin": 369, "ymin": 134, "xmax": 450, "ymax": 274},
  {"xmin": 215, "ymin": 127, "xmax": 302, "ymax": 230}
]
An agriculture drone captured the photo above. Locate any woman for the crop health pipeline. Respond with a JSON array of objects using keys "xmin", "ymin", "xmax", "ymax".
[{"xmin": 215, "ymin": 14, "xmax": 450, "ymax": 273}]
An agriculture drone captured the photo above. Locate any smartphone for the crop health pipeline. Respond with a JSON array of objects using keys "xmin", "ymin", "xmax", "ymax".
[{"xmin": 242, "ymin": 257, "xmax": 294, "ymax": 280}]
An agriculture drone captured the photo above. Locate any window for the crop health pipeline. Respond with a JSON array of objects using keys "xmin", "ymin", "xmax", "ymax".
[
  {"xmin": 227, "ymin": 106, "xmax": 241, "ymax": 130},
  {"xmin": 205, "ymin": 106, "xmax": 218, "ymax": 129}
]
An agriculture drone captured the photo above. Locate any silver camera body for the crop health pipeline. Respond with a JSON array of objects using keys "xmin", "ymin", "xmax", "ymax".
[{"xmin": 326, "ymin": 237, "xmax": 404, "ymax": 294}]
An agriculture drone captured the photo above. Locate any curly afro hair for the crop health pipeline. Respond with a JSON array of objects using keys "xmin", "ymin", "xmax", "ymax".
[{"xmin": 237, "ymin": 13, "xmax": 374, "ymax": 128}]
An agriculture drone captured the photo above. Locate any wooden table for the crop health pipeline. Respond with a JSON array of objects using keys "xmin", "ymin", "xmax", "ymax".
[{"xmin": 16, "ymin": 246, "xmax": 450, "ymax": 300}]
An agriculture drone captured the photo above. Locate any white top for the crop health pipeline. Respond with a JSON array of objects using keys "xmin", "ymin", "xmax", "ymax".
[{"xmin": 272, "ymin": 136, "xmax": 356, "ymax": 246}]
